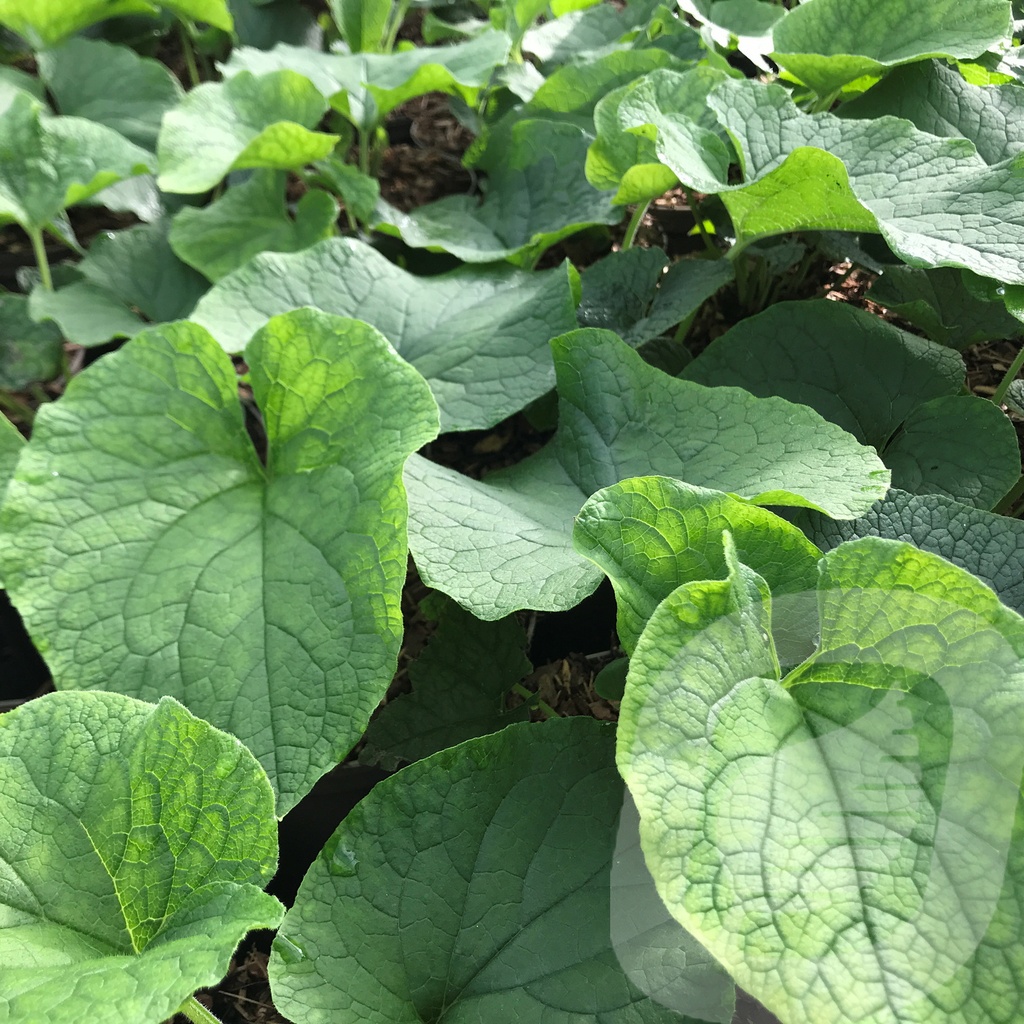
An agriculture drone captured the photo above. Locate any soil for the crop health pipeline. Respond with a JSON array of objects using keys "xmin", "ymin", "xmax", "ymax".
[{"xmin": 0, "ymin": 57, "xmax": 1020, "ymax": 1024}]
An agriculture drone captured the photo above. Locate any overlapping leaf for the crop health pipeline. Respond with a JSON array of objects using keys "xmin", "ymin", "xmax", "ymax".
[
  {"xmin": 157, "ymin": 71, "xmax": 338, "ymax": 194},
  {"xmin": 406, "ymin": 327, "xmax": 888, "ymax": 619},
  {"xmin": 620, "ymin": 534, "xmax": 1024, "ymax": 1024},
  {"xmin": 0, "ymin": 692, "xmax": 282, "ymax": 1024},
  {"xmin": 169, "ymin": 170, "xmax": 337, "ymax": 281},
  {"xmin": 0, "ymin": 292, "xmax": 63, "ymax": 389},
  {"xmin": 270, "ymin": 718, "xmax": 736, "ymax": 1024},
  {"xmin": 0, "ymin": 311, "xmax": 439, "ymax": 813},
  {"xmin": 684, "ymin": 299, "xmax": 1019, "ymax": 508},
  {"xmin": 771, "ymin": 0, "xmax": 1011, "ymax": 96},
  {"xmin": 190, "ymin": 236, "xmax": 578, "ymax": 429}
]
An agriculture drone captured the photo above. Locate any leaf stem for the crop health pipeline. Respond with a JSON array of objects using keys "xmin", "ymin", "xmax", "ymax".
[
  {"xmin": 994, "ymin": 473, "xmax": 1024, "ymax": 516},
  {"xmin": 682, "ymin": 186, "xmax": 719, "ymax": 256},
  {"xmin": 621, "ymin": 200, "xmax": 651, "ymax": 250},
  {"xmin": 0, "ymin": 391, "xmax": 36, "ymax": 425},
  {"xmin": 511, "ymin": 682, "xmax": 559, "ymax": 719},
  {"xmin": 178, "ymin": 19, "xmax": 202, "ymax": 88},
  {"xmin": 177, "ymin": 996, "xmax": 224, "ymax": 1024},
  {"xmin": 28, "ymin": 229, "xmax": 53, "ymax": 291},
  {"xmin": 991, "ymin": 344, "xmax": 1024, "ymax": 406},
  {"xmin": 383, "ymin": 0, "xmax": 413, "ymax": 52},
  {"xmin": 358, "ymin": 130, "xmax": 371, "ymax": 176}
]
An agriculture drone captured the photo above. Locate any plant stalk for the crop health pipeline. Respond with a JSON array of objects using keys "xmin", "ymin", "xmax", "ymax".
[
  {"xmin": 991, "ymin": 344, "xmax": 1024, "ymax": 406},
  {"xmin": 511, "ymin": 682, "xmax": 559, "ymax": 719},
  {"xmin": 682, "ymin": 186, "xmax": 719, "ymax": 256},
  {"xmin": 178, "ymin": 19, "xmax": 202, "ymax": 88},
  {"xmin": 358, "ymin": 130, "xmax": 371, "ymax": 176},
  {"xmin": 621, "ymin": 200, "xmax": 651, "ymax": 250},
  {"xmin": 177, "ymin": 995, "xmax": 224, "ymax": 1024},
  {"xmin": 994, "ymin": 473, "xmax": 1024, "ymax": 517},
  {"xmin": 383, "ymin": 0, "xmax": 413, "ymax": 52},
  {"xmin": 0, "ymin": 391, "xmax": 36, "ymax": 425},
  {"xmin": 28, "ymin": 229, "xmax": 53, "ymax": 291}
]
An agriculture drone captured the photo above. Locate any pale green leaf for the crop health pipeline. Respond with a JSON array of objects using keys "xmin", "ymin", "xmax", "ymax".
[
  {"xmin": 574, "ymin": 476, "xmax": 821, "ymax": 652},
  {"xmin": 190, "ymin": 237, "xmax": 578, "ymax": 430},
  {"xmin": 0, "ymin": 311, "xmax": 439, "ymax": 813},
  {"xmin": 523, "ymin": 0, "xmax": 663, "ymax": 68},
  {"xmin": 271, "ymin": 718, "xmax": 736, "ymax": 1024},
  {"xmin": 169, "ymin": 170, "xmax": 338, "ymax": 281},
  {"xmin": 0, "ymin": 691, "xmax": 281, "ymax": 1023},
  {"xmin": 407, "ymin": 328, "xmax": 889, "ymax": 619},
  {"xmin": 771, "ymin": 0, "xmax": 1012, "ymax": 95},
  {"xmin": 0, "ymin": 95, "xmax": 152, "ymax": 235},
  {"xmin": 157, "ymin": 71, "xmax": 338, "ymax": 195},
  {"xmin": 620, "ymin": 534, "xmax": 1024, "ymax": 1024},
  {"xmin": 679, "ymin": 0, "xmax": 784, "ymax": 70},
  {"xmin": 330, "ymin": 0, "xmax": 390, "ymax": 52}
]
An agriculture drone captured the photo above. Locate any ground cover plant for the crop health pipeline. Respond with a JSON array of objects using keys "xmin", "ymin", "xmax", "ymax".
[{"xmin": 1, "ymin": 0, "xmax": 1024, "ymax": 1022}]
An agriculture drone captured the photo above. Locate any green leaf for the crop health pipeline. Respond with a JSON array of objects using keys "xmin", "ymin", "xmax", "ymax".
[
  {"xmin": 330, "ymin": 0, "xmax": 390, "ymax": 51},
  {"xmin": 0, "ymin": 94, "xmax": 152, "ymax": 235},
  {"xmin": 771, "ymin": 0, "xmax": 1012, "ymax": 96},
  {"xmin": 0, "ymin": 691, "xmax": 282, "ymax": 1024},
  {"xmin": 883, "ymin": 395, "xmax": 1020, "ymax": 509},
  {"xmin": 271, "ymin": 718, "xmax": 736, "ymax": 1024},
  {"xmin": 840, "ymin": 60, "xmax": 1024, "ymax": 166},
  {"xmin": 0, "ymin": 412, "xmax": 23, "ymax": 503},
  {"xmin": 360, "ymin": 598, "xmax": 532, "ymax": 769},
  {"xmin": 226, "ymin": 32, "xmax": 510, "ymax": 133},
  {"xmin": 679, "ymin": 0, "xmax": 784, "ymax": 70},
  {"xmin": 36, "ymin": 38, "xmax": 183, "ymax": 153},
  {"xmin": 156, "ymin": 71, "xmax": 338, "ymax": 195},
  {"xmin": 705, "ymin": 75, "xmax": 1024, "ymax": 284},
  {"xmin": 28, "ymin": 279, "xmax": 146, "ymax": 348},
  {"xmin": 0, "ymin": 292, "xmax": 63, "ymax": 389},
  {"xmin": 406, "ymin": 327, "xmax": 889, "ymax": 619},
  {"xmin": 229, "ymin": 0, "xmax": 317, "ymax": 48},
  {"xmin": 191, "ymin": 237, "xmax": 579, "ymax": 430},
  {"xmin": 0, "ymin": 66, "xmax": 44, "ymax": 112},
  {"xmin": 574, "ymin": 476, "xmax": 821, "ymax": 652},
  {"xmin": 788, "ymin": 487, "xmax": 1024, "ymax": 618},
  {"xmin": 0, "ymin": 0, "xmax": 232, "ymax": 47},
  {"xmin": 0, "ymin": 311, "xmax": 439, "ymax": 813},
  {"xmin": 169, "ymin": 171, "xmax": 338, "ymax": 281},
  {"xmin": 587, "ymin": 67, "xmax": 731, "ymax": 204},
  {"xmin": 865, "ymin": 265, "xmax": 1024, "ymax": 349},
  {"xmin": 71, "ymin": 219, "xmax": 209, "ymax": 326},
  {"xmin": 620, "ymin": 535, "xmax": 1024, "ymax": 1024},
  {"xmin": 310, "ymin": 153, "xmax": 380, "ymax": 223},
  {"xmin": 523, "ymin": 0, "xmax": 663, "ymax": 68},
  {"xmin": 684, "ymin": 299, "xmax": 1018, "ymax": 508},
  {"xmin": 373, "ymin": 119, "xmax": 621, "ymax": 264},
  {"xmin": 577, "ymin": 247, "xmax": 733, "ymax": 348}
]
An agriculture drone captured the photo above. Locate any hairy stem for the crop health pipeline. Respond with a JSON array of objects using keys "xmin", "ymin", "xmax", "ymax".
[
  {"xmin": 991, "ymin": 344, "xmax": 1024, "ymax": 406},
  {"xmin": 28, "ymin": 228, "xmax": 53, "ymax": 292},
  {"xmin": 621, "ymin": 200, "xmax": 651, "ymax": 249},
  {"xmin": 178, "ymin": 996, "xmax": 224, "ymax": 1024}
]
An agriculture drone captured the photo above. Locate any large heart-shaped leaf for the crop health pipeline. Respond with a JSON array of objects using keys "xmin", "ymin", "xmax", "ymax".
[
  {"xmin": 789, "ymin": 487, "xmax": 1024, "ymax": 617},
  {"xmin": 0, "ymin": 311, "xmax": 439, "ymax": 813},
  {"xmin": 36, "ymin": 37, "xmax": 183, "ymax": 153},
  {"xmin": 0, "ymin": 0, "xmax": 232, "ymax": 48},
  {"xmin": 190, "ymin": 236, "xmax": 579, "ymax": 430},
  {"xmin": 406, "ymin": 327, "xmax": 889, "ymax": 619},
  {"xmin": 0, "ymin": 94, "xmax": 152, "ymax": 236},
  {"xmin": 270, "ymin": 718, "xmax": 736, "ymax": 1024},
  {"xmin": 169, "ymin": 170, "xmax": 338, "ymax": 281},
  {"xmin": 683, "ymin": 299, "xmax": 1020, "ymax": 508},
  {"xmin": 620, "ymin": 534, "xmax": 1024, "ymax": 1024},
  {"xmin": 574, "ymin": 476, "xmax": 821, "ymax": 652},
  {"xmin": 157, "ymin": 71, "xmax": 339, "ymax": 194},
  {"xmin": 771, "ymin": 0, "xmax": 1011, "ymax": 96},
  {"xmin": 0, "ymin": 691, "xmax": 282, "ymax": 1024}
]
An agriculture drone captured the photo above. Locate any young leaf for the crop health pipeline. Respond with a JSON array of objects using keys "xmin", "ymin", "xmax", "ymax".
[
  {"xmin": 359, "ymin": 598, "xmax": 532, "ymax": 769},
  {"xmin": 406, "ymin": 328, "xmax": 889, "ymax": 619},
  {"xmin": 156, "ymin": 71, "xmax": 339, "ymax": 195},
  {"xmin": 270, "ymin": 718, "xmax": 736, "ymax": 1024},
  {"xmin": 620, "ymin": 535, "xmax": 1024, "ymax": 1024},
  {"xmin": 0, "ymin": 94, "xmax": 152, "ymax": 236},
  {"xmin": 0, "ymin": 292, "xmax": 63, "ymax": 390},
  {"xmin": 789, "ymin": 487, "xmax": 1024, "ymax": 617},
  {"xmin": 36, "ymin": 37, "xmax": 183, "ymax": 153},
  {"xmin": 373, "ymin": 119, "xmax": 621, "ymax": 264},
  {"xmin": 771, "ymin": 0, "xmax": 1012, "ymax": 96},
  {"xmin": 0, "ymin": 0, "xmax": 232, "ymax": 48},
  {"xmin": 0, "ymin": 311, "xmax": 440, "ymax": 814},
  {"xmin": 574, "ymin": 476, "xmax": 821, "ymax": 652},
  {"xmin": 0, "ymin": 691, "xmax": 282, "ymax": 1024},
  {"xmin": 169, "ymin": 170, "xmax": 338, "ymax": 281},
  {"xmin": 190, "ymin": 237, "xmax": 579, "ymax": 430},
  {"xmin": 330, "ymin": 0, "xmax": 391, "ymax": 52}
]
